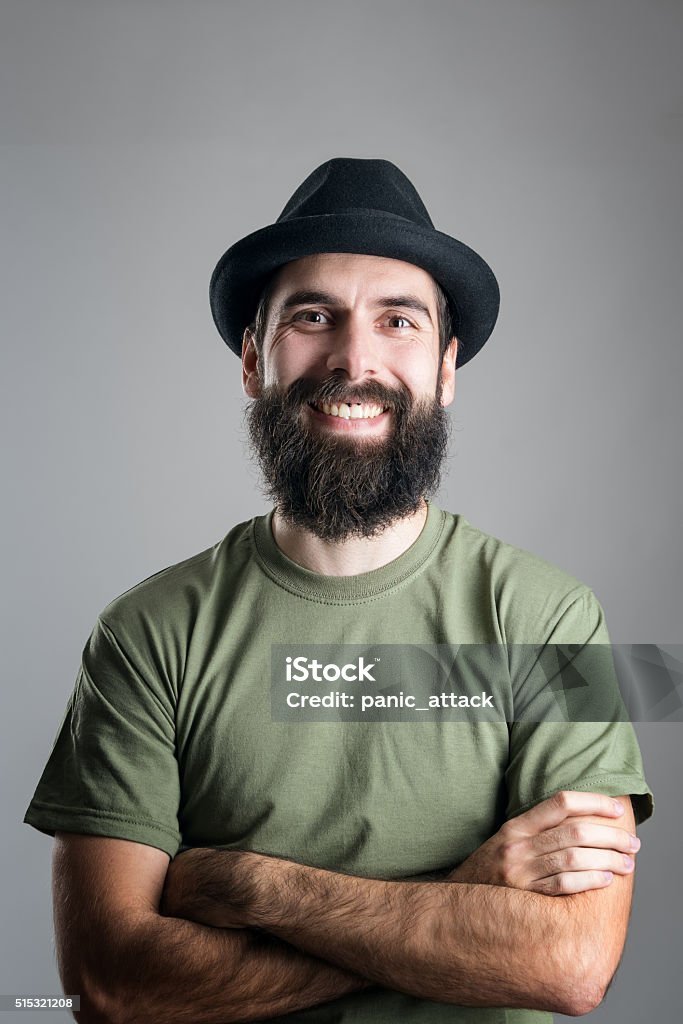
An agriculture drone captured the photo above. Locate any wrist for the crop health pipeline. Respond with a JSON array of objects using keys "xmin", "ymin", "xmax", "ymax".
[{"xmin": 244, "ymin": 851, "xmax": 290, "ymax": 929}]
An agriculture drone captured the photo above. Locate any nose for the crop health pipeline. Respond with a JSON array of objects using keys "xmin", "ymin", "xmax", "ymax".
[{"xmin": 325, "ymin": 314, "xmax": 380, "ymax": 381}]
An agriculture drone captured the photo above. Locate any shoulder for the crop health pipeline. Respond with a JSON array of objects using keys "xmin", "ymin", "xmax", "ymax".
[
  {"xmin": 95, "ymin": 515, "xmax": 257, "ymax": 654},
  {"xmin": 447, "ymin": 513, "xmax": 603, "ymax": 641},
  {"xmin": 100, "ymin": 543, "xmax": 217, "ymax": 625},
  {"xmin": 455, "ymin": 515, "xmax": 586, "ymax": 598}
]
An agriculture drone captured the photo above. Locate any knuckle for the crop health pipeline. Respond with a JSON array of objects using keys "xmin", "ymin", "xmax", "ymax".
[
  {"xmin": 573, "ymin": 823, "xmax": 589, "ymax": 844},
  {"xmin": 564, "ymin": 848, "xmax": 580, "ymax": 870},
  {"xmin": 553, "ymin": 790, "xmax": 573, "ymax": 811},
  {"xmin": 566, "ymin": 824, "xmax": 582, "ymax": 844},
  {"xmin": 548, "ymin": 874, "xmax": 565, "ymax": 895},
  {"xmin": 555, "ymin": 873, "xmax": 572, "ymax": 895},
  {"xmin": 498, "ymin": 819, "xmax": 513, "ymax": 839},
  {"xmin": 499, "ymin": 840, "xmax": 519, "ymax": 882}
]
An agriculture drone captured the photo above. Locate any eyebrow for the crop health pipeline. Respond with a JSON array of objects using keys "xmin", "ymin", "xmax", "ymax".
[{"xmin": 278, "ymin": 290, "xmax": 434, "ymax": 325}]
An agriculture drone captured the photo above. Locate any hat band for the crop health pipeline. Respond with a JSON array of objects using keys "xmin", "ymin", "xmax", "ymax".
[{"xmin": 278, "ymin": 207, "xmax": 421, "ymax": 226}]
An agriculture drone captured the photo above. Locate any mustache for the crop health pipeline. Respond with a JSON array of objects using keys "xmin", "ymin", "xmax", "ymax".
[{"xmin": 273, "ymin": 375, "xmax": 414, "ymax": 415}]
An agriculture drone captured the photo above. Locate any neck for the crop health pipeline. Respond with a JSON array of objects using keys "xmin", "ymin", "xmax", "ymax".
[{"xmin": 270, "ymin": 499, "xmax": 430, "ymax": 577}]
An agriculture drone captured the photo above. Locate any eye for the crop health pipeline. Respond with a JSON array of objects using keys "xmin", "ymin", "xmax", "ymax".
[
  {"xmin": 386, "ymin": 315, "xmax": 416, "ymax": 329},
  {"xmin": 295, "ymin": 310, "xmax": 330, "ymax": 324}
]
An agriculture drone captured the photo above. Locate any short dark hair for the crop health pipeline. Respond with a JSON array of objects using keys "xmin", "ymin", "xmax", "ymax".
[{"xmin": 245, "ymin": 272, "xmax": 460, "ymax": 366}]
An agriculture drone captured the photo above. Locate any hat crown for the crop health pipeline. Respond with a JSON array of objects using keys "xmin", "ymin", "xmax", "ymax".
[
  {"xmin": 277, "ymin": 157, "xmax": 435, "ymax": 229},
  {"xmin": 210, "ymin": 155, "xmax": 500, "ymax": 368}
]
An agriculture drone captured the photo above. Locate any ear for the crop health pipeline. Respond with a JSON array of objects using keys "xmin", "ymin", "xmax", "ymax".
[
  {"xmin": 439, "ymin": 337, "xmax": 458, "ymax": 407},
  {"xmin": 242, "ymin": 328, "xmax": 262, "ymax": 399}
]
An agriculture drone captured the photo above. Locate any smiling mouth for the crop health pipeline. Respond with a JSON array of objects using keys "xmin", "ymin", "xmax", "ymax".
[{"xmin": 306, "ymin": 400, "xmax": 390, "ymax": 421}]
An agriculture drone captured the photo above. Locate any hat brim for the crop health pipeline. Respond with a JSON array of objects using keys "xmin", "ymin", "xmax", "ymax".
[{"xmin": 209, "ymin": 211, "xmax": 499, "ymax": 368}]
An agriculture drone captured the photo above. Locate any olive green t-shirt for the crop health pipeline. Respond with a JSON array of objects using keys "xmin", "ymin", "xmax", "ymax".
[{"xmin": 24, "ymin": 501, "xmax": 654, "ymax": 1023}]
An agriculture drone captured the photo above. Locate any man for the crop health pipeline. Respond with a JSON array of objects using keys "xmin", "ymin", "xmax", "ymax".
[{"xmin": 24, "ymin": 158, "xmax": 653, "ymax": 1023}]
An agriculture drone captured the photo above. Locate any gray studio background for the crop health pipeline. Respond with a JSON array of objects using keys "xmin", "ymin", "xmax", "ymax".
[{"xmin": 2, "ymin": 1, "xmax": 681, "ymax": 1021}]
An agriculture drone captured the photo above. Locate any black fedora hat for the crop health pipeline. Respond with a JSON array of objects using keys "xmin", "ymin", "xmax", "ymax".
[{"xmin": 209, "ymin": 157, "xmax": 499, "ymax": 369}]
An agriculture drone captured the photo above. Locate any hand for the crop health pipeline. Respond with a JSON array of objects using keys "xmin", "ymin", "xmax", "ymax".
[
  {"xmin": 160, "ymin": 848, "xmax": 262, "ymax": 928},
  {"xmin": 447, "ymin": 790, "xmax": 640, "ymax": 896}
]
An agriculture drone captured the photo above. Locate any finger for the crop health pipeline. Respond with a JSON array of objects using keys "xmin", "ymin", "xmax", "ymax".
[
  {"xmin": 531, "ymin": 847, "xmax": 636, "ymax": 881},
  {"xmin": 509, "ymin": 790, "xmax": 626, "ymax": 837},
  {"xmin": 532, "ymin": 870, "xmax": 615, "ymax": 896},
  {"xmin": 530, "ymin": 822, "xmax": 640, "ymax": 857}
]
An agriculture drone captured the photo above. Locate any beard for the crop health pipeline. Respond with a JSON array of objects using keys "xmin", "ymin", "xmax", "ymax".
[{"xmin": 244, "ymin": 371, "xmax": 452, "ymax": 542}]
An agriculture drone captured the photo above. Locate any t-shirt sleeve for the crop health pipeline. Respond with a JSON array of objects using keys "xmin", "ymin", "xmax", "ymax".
[
  {"xmin": 505, "ymin": 588, "xmax": 654, "ymax": 826},
  {"xmin": 23, "ymin": 615, "xmax": 182, "ymax": 857}
]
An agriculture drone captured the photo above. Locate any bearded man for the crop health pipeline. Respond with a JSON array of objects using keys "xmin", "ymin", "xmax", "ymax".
[{"xmin": 25, "ymin": 158, "xmax": 653, "ymax": 1024}]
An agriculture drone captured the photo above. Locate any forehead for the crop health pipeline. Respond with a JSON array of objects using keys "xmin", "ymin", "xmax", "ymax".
[{"xmin": 268, "ymin": 253, "xmax": 439, "ymax": 305}]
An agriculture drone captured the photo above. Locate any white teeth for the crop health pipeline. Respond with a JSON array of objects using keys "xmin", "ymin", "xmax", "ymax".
[{"xmin": 313, "ymin": 401, "xmax": 385, "ymax": 420}]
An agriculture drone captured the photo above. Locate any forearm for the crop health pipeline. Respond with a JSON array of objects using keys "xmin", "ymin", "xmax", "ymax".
[
  {"xmin": 245, "ymin": 855, "xmax": 597, "ymax": 1015},
  {"xmin": 83, "ymin": 912, "xmax": 371, "ymax": 1024}
]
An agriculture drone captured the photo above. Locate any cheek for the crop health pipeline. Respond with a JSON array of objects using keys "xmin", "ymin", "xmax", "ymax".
[
  {"xmin": 395, "ymin": 366, "xmax": 438, "ymax": 402},
  {"xmin": 267, "ymin": 342, "xmax": 318, "ymax": 387},
  {"xmin": 265, "ymin": 356, "xmax": 304, "ymax": 390},
  {"xmin": 390, "ymin": 346, "xmax": 438, "ymax": 388}
]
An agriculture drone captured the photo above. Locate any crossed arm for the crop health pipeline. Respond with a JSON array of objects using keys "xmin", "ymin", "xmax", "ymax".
[
  {"xmin": 159, "ymin": 792, "xmax": 637, "ymax": 1016},
  {"xmin": 58, "ymin": 791, "xmax": 639, "ymax": 1023}
]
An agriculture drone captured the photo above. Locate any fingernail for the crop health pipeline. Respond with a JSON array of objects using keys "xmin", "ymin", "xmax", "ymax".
[
  {"xmin": 603, "ymin": 872, "xmax": 614, "ymax": 882},
  {"xmin": 630, "ymin": 836, "xmax": 641, "ymax": 851},
  {"xmin": 623, "ymin": 855, "xmax": 634, "ymax": 869},
  {"xmin": 613, "ymin": 800, "xmax": 624, "ymax": 813}
]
